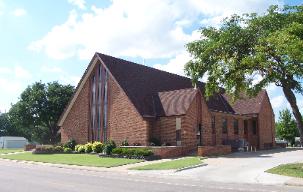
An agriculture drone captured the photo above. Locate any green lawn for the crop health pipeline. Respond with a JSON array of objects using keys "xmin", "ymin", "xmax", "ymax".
[
  {"xmin": 131, "ymin": 157, "xmax": 203, "ymax": 170},
  {"xmin": 267, "ymin": 163, "xmax": 303, "ymax": 178},
  {"xmin": 0, "ymin": 153, "xmax": 142, "ymax": 168},
  {"xmin": 0, "ymin": 148, "xmax": 23, "ymax": 154}
]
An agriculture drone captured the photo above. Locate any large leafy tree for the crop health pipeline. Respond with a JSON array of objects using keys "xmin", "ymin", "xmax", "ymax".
[
  {"xmin": 8, "ymin": 82, "xmax": 74, "ymax": 144},
  {"xmin": 185, "ymin": 5, "xmax": 303, "ymax": 143},
  {"xmin": 276, "ymin": 109, "xmax": 299, "ymax": 145},
  {"xmin": 0, "ymin": 113, "xmax": 21, "ymax": 136}
]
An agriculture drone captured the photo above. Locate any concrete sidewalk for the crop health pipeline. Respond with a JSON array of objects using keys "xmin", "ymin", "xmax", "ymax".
[{"xmin": 174, "ymin": 148, "xmax": 303, "ymax": 186}]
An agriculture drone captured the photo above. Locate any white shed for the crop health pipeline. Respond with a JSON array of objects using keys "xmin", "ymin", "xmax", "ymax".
[{"xmin": 0, "ymin": 136, "xmax": 28, "ymax": 149}]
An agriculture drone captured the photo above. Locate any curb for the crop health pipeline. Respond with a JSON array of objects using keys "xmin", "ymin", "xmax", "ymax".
[
  {"xmin": 0, "ymin": 158, "xmax": 125, "ymax": 173},
  {"xmin": 285, "ymin": 179, "xmax": 303, "ymax": 187},
  {"xmin": 175, "ymin": 163, "xmax": 207, "ymax": 172}
]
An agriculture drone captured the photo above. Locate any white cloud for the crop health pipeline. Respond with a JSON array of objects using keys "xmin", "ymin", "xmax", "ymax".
[
  {"xmin": 39, "ymin": 65, "xmax": 79, "ymax": 85},
  {"xmin": 14, "ymin": 66, "xmax": 32, "ymax": 79},
  {"xmin": 154, "ymin": 51, "xmax": 191, "ymax": 76},
  {"xmin": 271, "ymin": 95, "xmax": 286, "ymax": 110},
  {"xmin": 12, "ymin": 8, "xmax": 27, "ymax": 17},
  {"xmin": 192, "ymin": 0, "xmax": 284, "ymax": 26},
  {"xmin": 0, "ymin": 67, "xmax": 12, "ymax": 75},
  {"xmin": 41, "ymin": 65, "xmax": 63, "ymax": 73},
  {"xmin": 59, "ymin": 75, "xmax": 80, "ymax": 86},
  {"xmin": 68, "ymin": 0, "xmax": 86, "ymax": 10}
]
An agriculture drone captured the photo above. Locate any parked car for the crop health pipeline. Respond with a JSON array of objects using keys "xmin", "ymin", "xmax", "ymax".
[{"xmin": 275, "ymin": 139, "xmax": 288, "ymax": 148}]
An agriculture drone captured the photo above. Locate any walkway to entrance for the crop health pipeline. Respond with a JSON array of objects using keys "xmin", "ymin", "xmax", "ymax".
[{"xmin": 176, "ymin": 148, "xmax": 303, "ymax": 185}]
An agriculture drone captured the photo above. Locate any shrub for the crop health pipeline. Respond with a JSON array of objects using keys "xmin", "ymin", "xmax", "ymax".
[
  {"xmin": 104, "ymin": 140, "xmax": 116, "ymax": 155},
  {"xmin": 76, "ymin": 145, "xmax": 85, "ymax": 153},
  {"xmin": 112, "ymin": 148, "xmax": 123, "ymax": 155},
  {"xmin": 54, "ymin": 146, "xmax": 64, "ymax": 153},
  {"xmin": 121, "ymin": 139, "xmax": 129, "ymax": 146},
  {"xmin": 64, "ymin": 139, "xmax": 77, "ymax": 150},
  {"xmin": 64, "ymin": 147, "xmax": 73, "ymax": 153},
  {"xmin": 92, "ymin": 142, "xmax": 104, "ymax": 153},
  {"xmin": 75, "ymin": 144, "xmax": 81, "ymax": 152},
  {"xmin": 112, "ymin": 148, "xmax": 153, "ymax": 158},
  {"xmin": 33, "ymin": 145, "xmax": 56, "ymax": 154},
  {"xmin": 84, "ymin": 143, "xmax": 93, "ymax": 153}
]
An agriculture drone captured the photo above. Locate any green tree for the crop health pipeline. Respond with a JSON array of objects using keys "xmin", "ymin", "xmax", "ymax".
[
  {"xmin": 185, "ymin": 5, "xmax": 303, "ymax": 143},
  {"xmin": 276, "ymin": 109, "xmax": 299, "ymax": 145},
  {"xmin": 0, "ymin": 113, "xmax": 18, "ymax": 136},
  {"xmin": 8, "ymin": 81, "xmax": 74, "ymax": 144}
]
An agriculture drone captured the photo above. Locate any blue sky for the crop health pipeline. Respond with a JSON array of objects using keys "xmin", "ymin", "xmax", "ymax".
[{"xmin": 0, "ymin": 0, "xmax": 302, "ymax": 119}]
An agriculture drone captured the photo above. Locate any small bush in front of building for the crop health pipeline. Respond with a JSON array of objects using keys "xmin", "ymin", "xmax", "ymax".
[
  {"xmin": 54, "ymin": 146, "xmax": 64, "ymax": 153},
  {"xmin": 112, "ymin": 148, "xmax": 153, "ymax": 158},
  {"xmin": 104, "ymin": 140, "xmax": 116, "ymax": 155},
  {"xmin": 92, "ymin": 142, "xmax": 104, "ymax": 153},
  {"xmin": 121, "ymin": 139, "xmax": 129, "ymax": 146},
  {"xmin": 33, "ymin": 145, "xmax": 60, "ymax": 154},
  {"xmin": 63, "ymin": 139, "xmax": 77, "ymax": 151},
  {"xmin": 76, "ymin": 145, "xmax": 85, "ymax": 153},
  {"xmin": 63, "ymin": 147, "xmax": 73, "ymax": 153},
  {"xmin": 84, "ymin": 143, "xmax": 93, "ymax": 153}
]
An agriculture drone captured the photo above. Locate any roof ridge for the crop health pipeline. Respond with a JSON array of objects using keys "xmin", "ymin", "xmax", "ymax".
[{"xmin": 96, "ymin": 52, "xmax": 195, "ymax": 83}]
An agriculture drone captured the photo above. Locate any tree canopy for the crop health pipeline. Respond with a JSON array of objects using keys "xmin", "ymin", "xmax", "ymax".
[
  {"xmin": 276, "ymin": 109, "xmax": 299, "ymax": 145},
  {"xmin": 8, "ymin": 81, "xmax": 74, "ymax": 144},
  {"xmin": 185, "ymin": 5, "xmax": 303, "ymax": 142}
]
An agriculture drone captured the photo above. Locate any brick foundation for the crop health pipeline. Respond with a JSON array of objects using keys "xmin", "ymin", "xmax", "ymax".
[{"xmin": 197, "ymin": 145, "xmax": 231, "ymax": 156}]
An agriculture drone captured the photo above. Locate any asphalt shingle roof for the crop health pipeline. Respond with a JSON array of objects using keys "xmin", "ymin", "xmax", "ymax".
[{"xmin": 97, "ymin": 53, "xmax": 267, "ymax": 117}]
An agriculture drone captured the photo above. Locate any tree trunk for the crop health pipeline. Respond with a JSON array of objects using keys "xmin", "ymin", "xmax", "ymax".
[{"xmin": 282, "ymin": 87, "xmax": 303, "ymax": 145}]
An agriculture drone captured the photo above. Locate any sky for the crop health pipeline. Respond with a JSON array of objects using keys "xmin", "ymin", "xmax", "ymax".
[{"xmin": 0, "ymin": 0, "xmax": 302, "ymax": 120}]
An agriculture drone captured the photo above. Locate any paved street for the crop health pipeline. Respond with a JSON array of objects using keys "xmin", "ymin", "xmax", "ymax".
[
  {"xmin": 0, "ymin": 158, "xmax": 302, "ymax": 192},
  {"xmin": 174, "ymin": 148, "xmax": 303, "ymax": 185}
]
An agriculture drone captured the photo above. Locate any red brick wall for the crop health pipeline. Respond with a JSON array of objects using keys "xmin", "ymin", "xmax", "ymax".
[
  {"xmin": 153, "ymin": 116, "xmax": 177, "ymax": 146},
  {"xmin": 150, "ymin": 146, "xmax": 194, "ymax": 158},
  {"xmin": 61, "ymin": 64, "xmax": 151, "ymax": 146},
  {"xmin": 258, "ymin": 93, "xmax": 275, "ymax": 149},
  {"xmin": 61, "ymin": 79, "xmax": 90, "ymax": 144},
  {"xmin": 210, "ymin": 112, "xmax": 247, "ymax": 145},
  {"xmin": 181, "ymin": 94, "xmax": 198, "ymax": 148},
  {"xmin": 151, "ymin": 91, "xmax": 212, "ymax": 149},
  {"xmin": 107, "ymin": 76, "xmax": 150, "ymax": 146},
  {"xmin": 197, "ymin": 145, "xmax": 231, "ymax": 156}
]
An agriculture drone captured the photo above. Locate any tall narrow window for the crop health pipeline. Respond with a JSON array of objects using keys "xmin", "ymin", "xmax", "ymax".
[
  {"xmin": 176, "ymin": 118, "xmax": 181, "ymax": 146},
  {"xmin": 234, "ymin": 119, "xmax": 239, "ymax": 135},
  {"xmin": 211, "ymin": 116, "xmax": 216, "ymax": 134},
  {"xmin": 252, "ymin": 120, "xmax": 257, "ymax": 135},
  {"xmin": 244, "ymin": 120, "xmax": 248, "ymax": 135},
  {"xmin": 91, "ymin": 75, "xmax": 96, "ymax": 141},
  {"xmin": 222, "ymin": 118, "xmax": 228, "ymax": 134},
  {"xmin": 103, "ymin": 70, "xmax": 108, "ymax": 141},
  {"xmin": 96, "ymin": 64, "xmax": 102, "ymax": 141}
]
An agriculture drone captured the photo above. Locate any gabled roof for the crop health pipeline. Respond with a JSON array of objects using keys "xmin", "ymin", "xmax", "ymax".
[
  {"xmin": 222, "ymin": 90, "xmax": 267, "ymax": 115},
  {"xmin": 158, "ymin": 88, "xmax": 198, "ymax": 116},
  {"xmin": 58, "ymin": 52, "xmax": 270, "ymax": 126}
]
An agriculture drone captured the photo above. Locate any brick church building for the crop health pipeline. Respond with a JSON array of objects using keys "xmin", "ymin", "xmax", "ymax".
[{"xmin": 58, "ymin": 52, "xmax": 275, "ymax": 152}]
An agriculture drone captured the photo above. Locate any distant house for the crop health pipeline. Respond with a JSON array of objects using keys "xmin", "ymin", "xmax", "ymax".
[
  {"xmin": 58, "ymin": 53, "xmax": 275, "ymax": 153},
  {"xmin": 0, "ymin": 136, "xmax": 28, "ymax": 149}
]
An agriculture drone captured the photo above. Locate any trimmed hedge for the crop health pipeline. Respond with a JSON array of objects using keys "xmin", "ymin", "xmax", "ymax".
[
  {"xmin": 33, "ymin": 145, "xmax": 67, "ymax": 154},
  {"xmin": 112, "ymin": 148, "xmax": 153, "ymax": 158}
]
